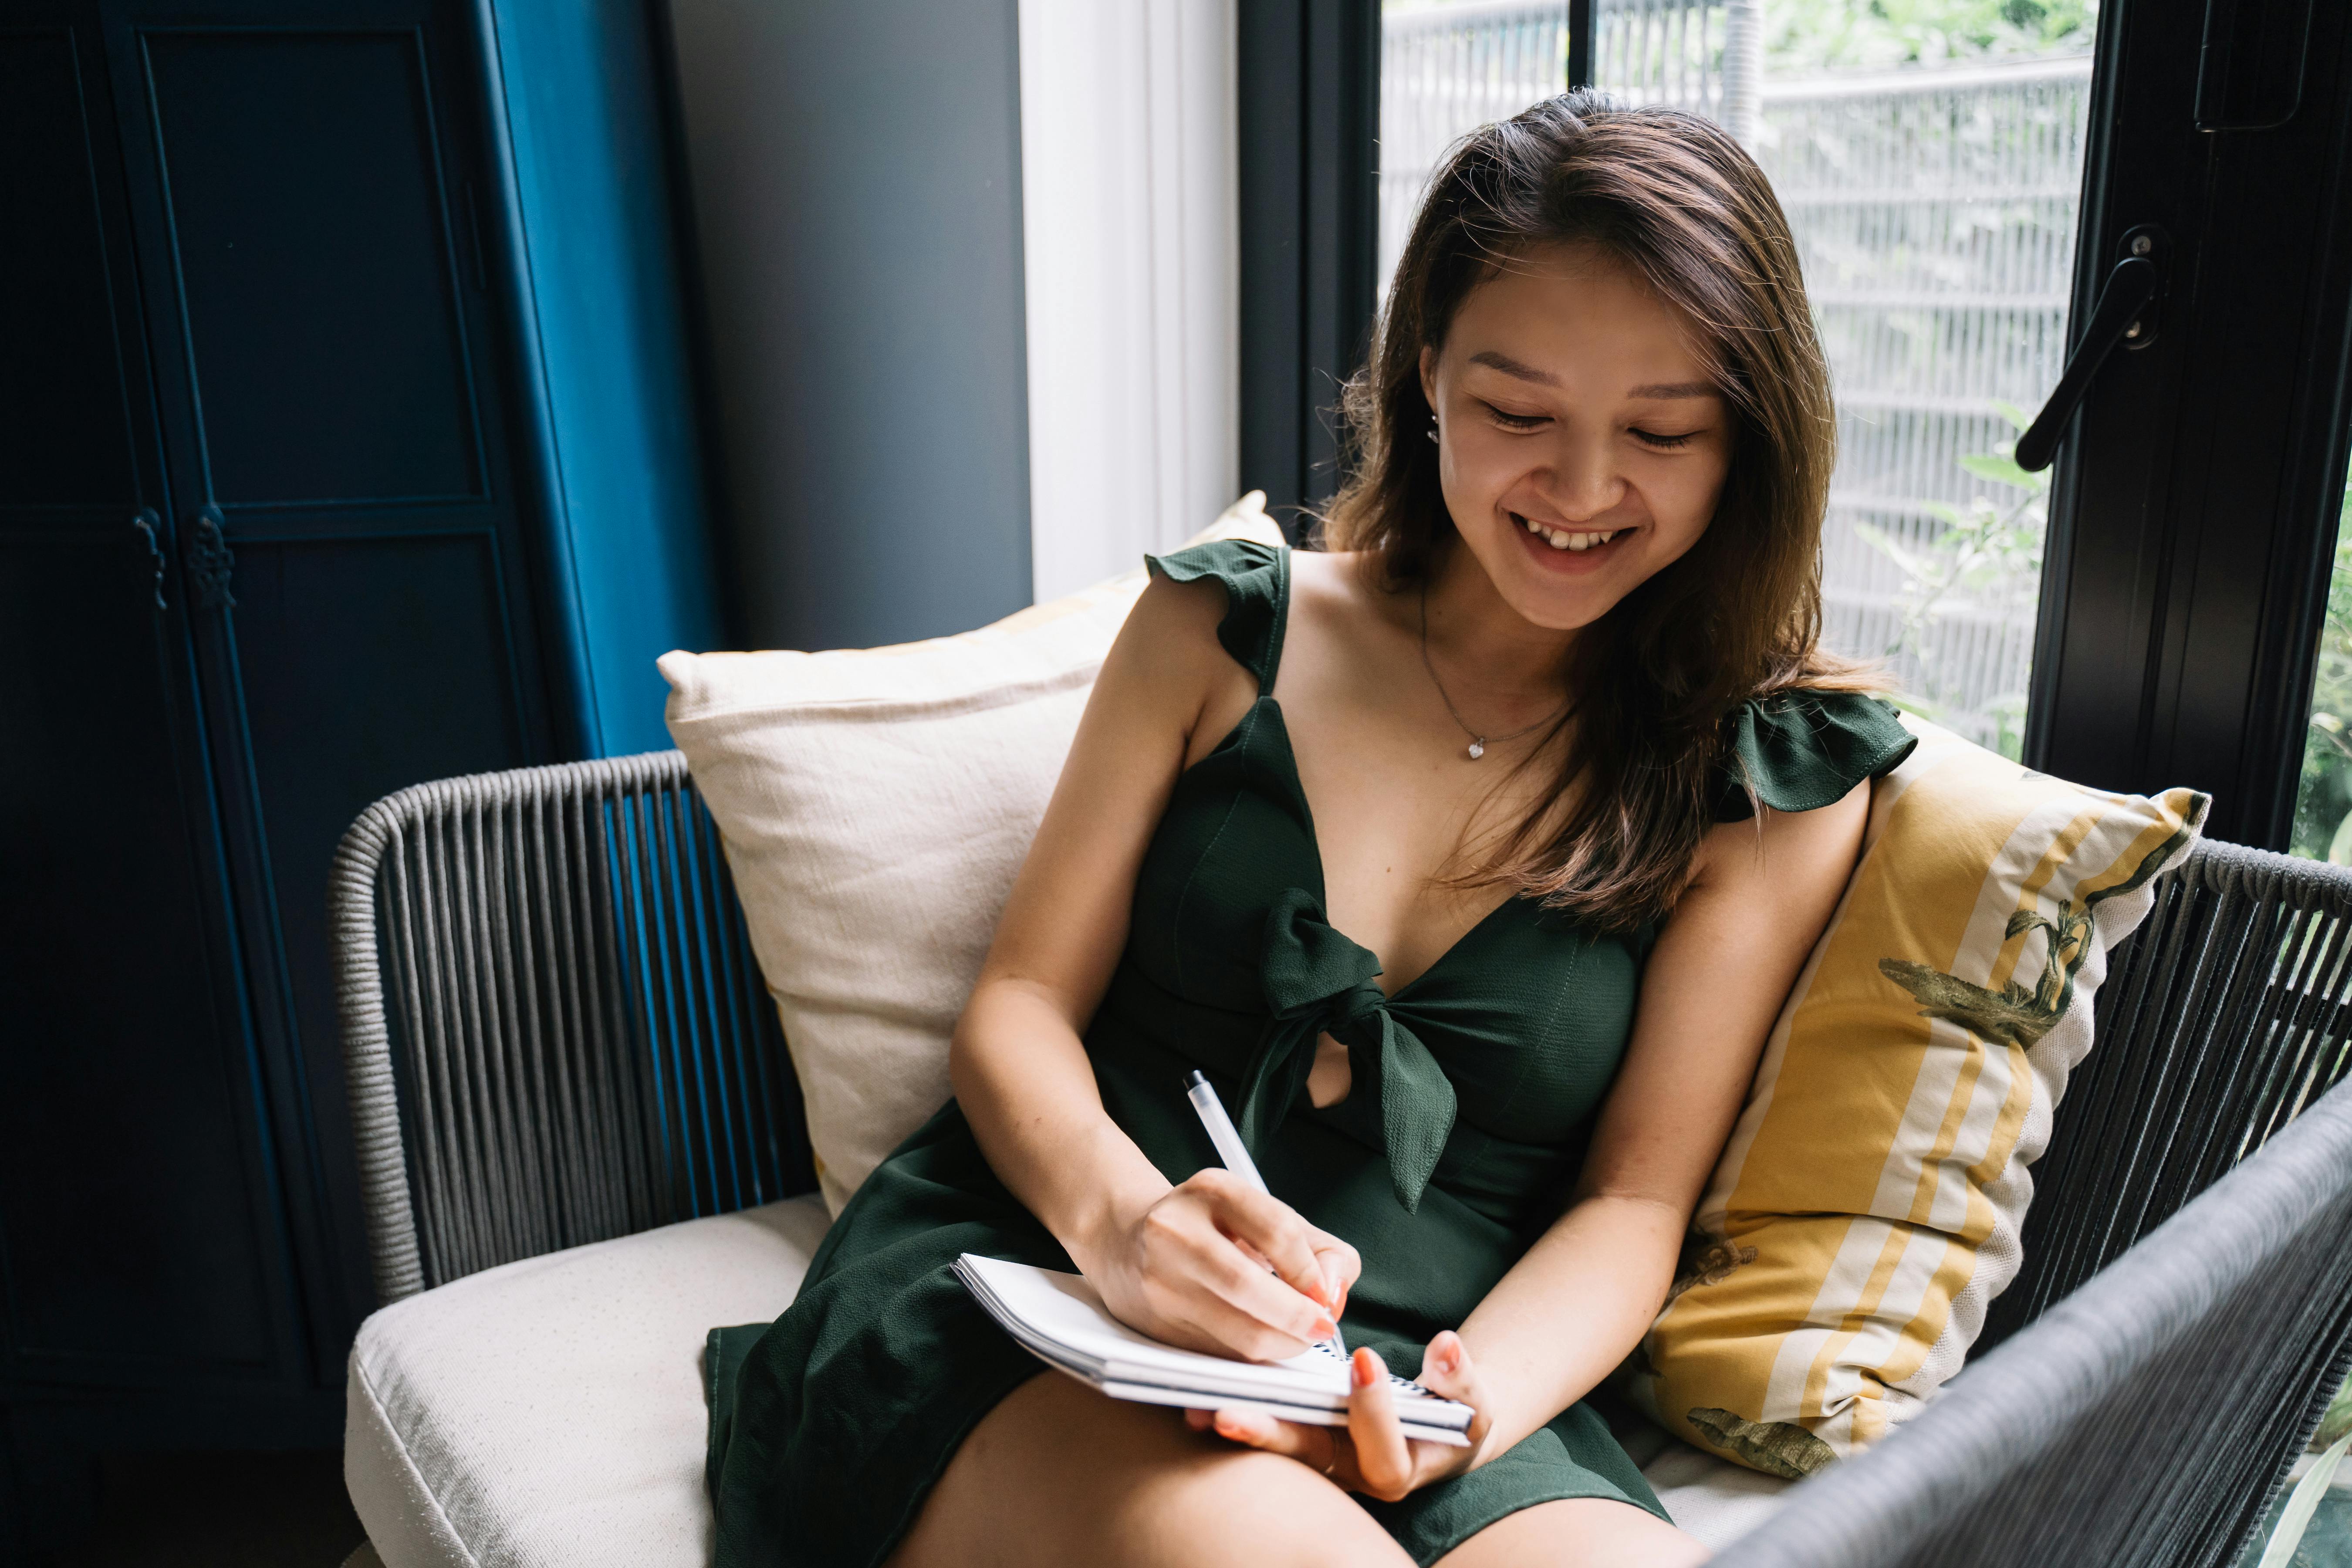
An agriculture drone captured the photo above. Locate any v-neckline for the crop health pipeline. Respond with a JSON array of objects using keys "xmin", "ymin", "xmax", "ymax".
[
  {"xmin": 1260, "ymin": 694, "xmax": 1527, "ymax": 1000},
  {"xmin": 1181, "ymin": 542, "xmax": 1530, "ymax": 999}
]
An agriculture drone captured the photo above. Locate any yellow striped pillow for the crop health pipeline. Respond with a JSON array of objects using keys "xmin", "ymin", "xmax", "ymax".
[{"xmin": 1626, "ymin": 716, "xmax": 2208, "ymax": 1478}]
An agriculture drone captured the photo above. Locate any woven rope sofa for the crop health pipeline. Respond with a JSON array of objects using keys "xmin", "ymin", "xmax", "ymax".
[{"xmin": 330, "ymin": 750, "xmax": 2352, "ymax": 1568}]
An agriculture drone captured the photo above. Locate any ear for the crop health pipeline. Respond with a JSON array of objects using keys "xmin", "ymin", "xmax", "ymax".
[{"xmin": 1418, "ymin": 345, "xmax": 1438, "ymax": 415}]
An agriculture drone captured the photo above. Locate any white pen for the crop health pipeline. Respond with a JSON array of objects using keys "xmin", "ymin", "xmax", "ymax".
[{"xmin": 1183, "ymin": 1070, "xmax": 1347, "ymax": 1358}]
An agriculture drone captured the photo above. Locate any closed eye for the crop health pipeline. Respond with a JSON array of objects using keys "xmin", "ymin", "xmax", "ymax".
[
  {"xmin": 1632, "ymin": 428, "xmax": 1699, "ymax": 449},
  {"xmin": 1484, "ymin": 402, "xmax": 1549, "ymax": 431}
]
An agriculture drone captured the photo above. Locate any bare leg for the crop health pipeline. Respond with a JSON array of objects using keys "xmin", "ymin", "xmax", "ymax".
[
  {"xmin": 888, "ymin": 1373, "xmax": 1414, "ymax": 1568},
  {"xmin": 1435, "ymin": 1497, "xmax": 1709, "ymax": 1568}
]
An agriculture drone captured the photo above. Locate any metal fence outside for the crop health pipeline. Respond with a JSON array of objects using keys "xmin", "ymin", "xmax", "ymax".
[{"xmin": 1378, "ymin": 2, "xmax": 2090, "ymax": 753}]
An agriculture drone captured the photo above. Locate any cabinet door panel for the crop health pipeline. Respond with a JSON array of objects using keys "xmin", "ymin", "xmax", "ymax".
[
  {"xmin": 0, "ymin": 20, "xmax": 296, "ymax": 1389},
  {"xmin": 140, "ymin": 27, "xmax": 483, "ymax": 505},
  {"xmin": 0, "ymin": 540, "xmax": 285, "ymax": 1376},
  {"xmin": 0, "ymin": 32, "xmax": 139, "ymax": 505},
  {"xmin": 106, "ymin": 0, "xmax": 563, "ymax": 1369},
  {"xmin": 229, "ymin": 529, "xmax": 531, "ymax": 1141}
]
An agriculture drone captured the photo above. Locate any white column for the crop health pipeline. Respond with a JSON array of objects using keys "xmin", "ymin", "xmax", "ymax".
[
  {"xmin": 1720, "ymin": 0, "xmax": 1763, "ymax": 146},
  {"xmin": 1018, "ymin": 0, "xmax": 1240, "ymax": 604}
]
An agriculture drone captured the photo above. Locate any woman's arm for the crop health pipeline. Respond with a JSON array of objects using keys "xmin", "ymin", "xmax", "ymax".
[
  {"xmin": 1202, "ymin": 780, "xmax": 1867, "ymax": 1496},
  {"xmin": 950, "ymin": 574, "xmax": 1360, "ymax": 1362},
  {"xmin": 1449, "ymin": 782, "xmax": 1869, "ymax": 1459}
]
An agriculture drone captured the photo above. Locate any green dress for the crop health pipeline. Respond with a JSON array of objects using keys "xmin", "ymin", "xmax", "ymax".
[{"xmin": 707, "ymin": 541, "xmax": 1915, "ymax": 1568}]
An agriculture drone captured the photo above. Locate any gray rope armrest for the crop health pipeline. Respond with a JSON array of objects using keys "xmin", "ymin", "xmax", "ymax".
[
  {"xmin": 1716, "ymin": 1075, "xmax": 2352, "ymax": 1568},
  {"xmin": 330, "ymin": 750, "xmax": 813, "ymax": 1304},
  {"xmin": 1714, "ymin": 837, "xmax": 2352, "ymax": 1568}
]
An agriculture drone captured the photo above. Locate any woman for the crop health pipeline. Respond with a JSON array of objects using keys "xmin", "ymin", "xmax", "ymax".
[{"xmin": 710, "ymin": 94, "xmax": 1913, "ymax": 1568}]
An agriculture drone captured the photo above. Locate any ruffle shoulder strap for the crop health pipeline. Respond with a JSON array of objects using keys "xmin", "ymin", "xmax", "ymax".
[
  {"xmin": 1144, "ymin": 540, "xmax": 1288, "ymax": 692},
  {"xmin": 1712, "ymin": 691, "xmax": 1918, "ymax": 821}
]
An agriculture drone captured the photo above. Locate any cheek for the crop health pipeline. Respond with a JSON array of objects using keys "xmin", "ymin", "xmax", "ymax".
[
  {"xmin": 1644, "ymin": 453, "xmax": 1732, "ymax": 543},
  {"xmin": 1436, "ymin": 430, "xmax": 1524, "ymax": 511}
]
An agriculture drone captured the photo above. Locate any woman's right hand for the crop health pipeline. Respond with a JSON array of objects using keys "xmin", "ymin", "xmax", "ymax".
[{"xmin": 1081, "ymin": 1169, "xmax": 1362, "ymax": 1362}]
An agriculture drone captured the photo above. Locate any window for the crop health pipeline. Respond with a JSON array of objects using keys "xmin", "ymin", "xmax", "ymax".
[
  {"xmin": 1378, "ymin": 0, "xmax": 2098, "ymax": 757},
  {"xmin": 2292, "ymin": 463, "xmax": 2352, "ymax": 860}
]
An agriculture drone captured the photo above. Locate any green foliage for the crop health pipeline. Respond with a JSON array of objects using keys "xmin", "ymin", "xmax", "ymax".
[
  {"xmin": 2288, "ymin": 476, "xmax": 2352, "ymax": 862},
  {"xmin": 2321, "ymin": 1375, "xmax": 2352, "ymax": 1453},
  {"xmin": 1765, "ymin": 0, "xmax": 2099, "ymax": 73},
  {"xmin": 1854, "ymin": 400, "xmax": 2044, "ymax": 761}
]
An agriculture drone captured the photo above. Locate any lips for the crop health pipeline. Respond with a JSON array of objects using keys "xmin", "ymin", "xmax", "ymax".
[{"xmin": 1512, "ymin": 511, "xmax": 1629, "ymax": 556}]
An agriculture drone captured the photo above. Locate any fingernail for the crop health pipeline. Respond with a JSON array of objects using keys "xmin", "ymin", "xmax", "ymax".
[{"xmin": 1352, "ymin": 1349, "xmax": 1378, "ymax": 1387}]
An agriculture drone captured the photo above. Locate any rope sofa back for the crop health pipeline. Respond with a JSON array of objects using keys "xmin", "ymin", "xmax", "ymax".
[
  {"xmin": 332, "ymin": 750, "xmax": 814, "ymax": 1302},
  {"xmin": 333, "ymin": 752, "xmax": 2352, "ymax": 1328},
  {"xmin": 1986, "ymin": 837, "xmax": 2352, "ymax": 1349}
]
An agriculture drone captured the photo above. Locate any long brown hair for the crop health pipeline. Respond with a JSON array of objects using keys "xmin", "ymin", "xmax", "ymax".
[{"xmin": 1320, "ymin": 92, "xmax": 1873, "ymax": 933}]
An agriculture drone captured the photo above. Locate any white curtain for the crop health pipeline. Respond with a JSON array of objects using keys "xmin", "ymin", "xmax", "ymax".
[{"xmin": 1019, "ymin": 0, "xmax": 1241, "ymax": 602}]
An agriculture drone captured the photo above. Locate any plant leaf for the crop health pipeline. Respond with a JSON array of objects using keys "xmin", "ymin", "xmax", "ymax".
[
  {"xmin": 1960, "ymin": 453, "xmax": 2039, "ymax": 490},
  {"xmin": 2257, "ymin": 1428, "xmax": 2351, "ymax": 1568},
  {"xmin": 1852, "ymin": 521, "xmax": 1931, "ymax": 580},
  {"xmin": 1990, "ymin": 398, "xmax": 2034, "ymax": 433}
]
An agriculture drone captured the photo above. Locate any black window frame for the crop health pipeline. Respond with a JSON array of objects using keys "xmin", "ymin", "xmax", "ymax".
[{"xmin": 1241, "ymin": 0, "xmax": 2352, "ymax": 852}]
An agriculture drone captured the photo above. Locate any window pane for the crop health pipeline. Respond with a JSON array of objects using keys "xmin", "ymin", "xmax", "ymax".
[
  {"xmin": 1378, "ymin": 1, "xmax": 2100, "ymax": 759},
  {"xmin": 2289, "ymin": 470, "xmax": 2352, "ymax": 861},
  {"xmin": 1379, "ymin": 3, "xmax": 1573, "ymax": 288}
]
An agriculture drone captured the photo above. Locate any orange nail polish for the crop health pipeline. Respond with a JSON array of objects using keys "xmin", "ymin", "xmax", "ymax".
[{"xmin": 1352, "ymin": 1350, "xmax": 1377, "ymax": 1387}]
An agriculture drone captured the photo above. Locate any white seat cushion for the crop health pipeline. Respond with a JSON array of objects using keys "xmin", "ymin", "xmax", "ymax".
[
  {"xmin": 347, "ymin": 1198, "xmax": 831, "ymax": 1568},
  {"xmin": 348, "ymin": 1200, "xmax": 1788, "ymax": 1565}
]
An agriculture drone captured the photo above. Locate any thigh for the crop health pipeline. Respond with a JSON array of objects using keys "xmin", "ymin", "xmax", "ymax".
[
  {"xmin": 888, "ymin": 1373, "xmax": 1413, "ymax": 1568},
  {"xmin": 1434, "ymin": 1496, "xmax": 1709, "ymax": 1568}
]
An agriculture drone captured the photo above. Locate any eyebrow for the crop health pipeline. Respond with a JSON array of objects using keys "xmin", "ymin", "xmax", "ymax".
[
  {"xmin": 1468, "ymin": 350, "xmax": 1558, "ymax": 385},
  {"xmin": 1466, "ymin": 351, "xmax": 1715, "ymax": 402}
]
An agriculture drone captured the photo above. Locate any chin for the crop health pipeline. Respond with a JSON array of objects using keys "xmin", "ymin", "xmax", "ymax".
[{"xmin": 1479, "ymin": 510, "xmax": 1635, "ymax": 620}]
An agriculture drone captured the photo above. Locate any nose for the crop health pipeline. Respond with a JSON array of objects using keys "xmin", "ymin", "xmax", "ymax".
[{"xmin": 1539, "ymin": 428, "xmax": 1625, "ymax": 523}]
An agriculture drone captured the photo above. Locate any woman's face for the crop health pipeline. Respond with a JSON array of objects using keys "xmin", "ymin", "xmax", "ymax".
[{"xmin": 1418, "ymin": 243, "xmax": 1733, "ymax": 632}]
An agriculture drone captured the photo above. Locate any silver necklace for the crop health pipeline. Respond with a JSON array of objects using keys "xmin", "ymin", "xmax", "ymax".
[{"xmin": 1417, "ymin": 584, "xmax": 1568, "ymax": 760}]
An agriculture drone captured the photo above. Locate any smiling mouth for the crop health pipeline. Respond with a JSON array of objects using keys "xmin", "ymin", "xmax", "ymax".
[{"xmin": 1512, "ymin": 512, "xmax": 1629, "ymax": 554}]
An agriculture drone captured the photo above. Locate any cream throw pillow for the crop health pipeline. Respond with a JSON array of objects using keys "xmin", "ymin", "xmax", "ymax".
[
  {"xmin": 1626, "ymin": 716, "xmax": 2208, "ymax": 1478},
  {"xmin": 661, "ymin": 497, "xmax": 1286, "ymax": 1214}
]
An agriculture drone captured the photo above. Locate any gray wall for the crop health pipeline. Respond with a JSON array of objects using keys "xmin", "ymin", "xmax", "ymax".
[{"xmin": 665, "ymin": 0, "xmax": 1031, "ymax": 652}]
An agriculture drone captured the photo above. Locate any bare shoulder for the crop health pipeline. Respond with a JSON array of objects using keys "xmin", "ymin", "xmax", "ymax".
[
  {"xmin": 1098, "ymin": 567, "xmax": 1257, "ymax": 764},
  {"xmin": 1285, "ymin": 547, "xmax": 1407, "ymax": 648},
  {"xmin": 1686, "ymin": 781, "xmax": 1869, "ymax": 908}
]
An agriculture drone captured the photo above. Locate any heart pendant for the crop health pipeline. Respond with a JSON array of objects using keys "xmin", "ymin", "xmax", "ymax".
[{"xmin": 1466, "ymin": 740, "xmax": 1485, "ymax": 760}]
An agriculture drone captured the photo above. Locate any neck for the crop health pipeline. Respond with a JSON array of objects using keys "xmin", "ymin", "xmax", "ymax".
[{"xmin": 1420, "ymin": 537, "xmax": 1579, "ymax": 710}]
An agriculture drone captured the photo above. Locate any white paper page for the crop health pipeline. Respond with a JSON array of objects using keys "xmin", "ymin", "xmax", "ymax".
[{"xmin": 957, "ymin": 1255, "xmax": 1469, "ymax": 1421}]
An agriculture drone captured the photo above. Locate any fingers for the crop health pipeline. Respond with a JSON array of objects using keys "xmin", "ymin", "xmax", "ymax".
[
  {"xmin": 1415, "ymin": 1331, "xmax": 1492, "ymax": 1453},
  {"xmin": 1207, "ymin": 1408, "xmax": 1311, "ymax": 1458},
  {"xmin": 1142, "ymin": 1177, "xmax": 1337, "ymax": 1356},
  {"xmin": 1193, "ymin": 1406, "xmax": 1348, "ymax": 1482},
  {"xmin": 1190, "ymin": 1172, "xmax": 1336, "ymax": 1311},
  {"xmin": 1137, "ymin": 1206, "xmax": 1331, "ymax": 1360},
  {"xmin": 1309, "ymin": 1234, "xmax": 1362, "ymax": 1319},
  {"xmin": 1345, "ymin": 1347, "xmax": 1415, "ymax": 1501},
  {"xmin": 1414, "ymin": 1331, "xmax": 1477, "ymax": 1402}
]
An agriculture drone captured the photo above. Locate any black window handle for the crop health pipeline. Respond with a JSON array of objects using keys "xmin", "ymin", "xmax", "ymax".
[{"xmin": 2017, "ymin": 228, "xmax": 2169, "ymax": 473}]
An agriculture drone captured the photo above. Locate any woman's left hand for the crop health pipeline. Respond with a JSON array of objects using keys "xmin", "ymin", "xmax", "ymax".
[{"xmin": 1184, "ymin": 1331, "xmax": 1494, "ymax": 1500}]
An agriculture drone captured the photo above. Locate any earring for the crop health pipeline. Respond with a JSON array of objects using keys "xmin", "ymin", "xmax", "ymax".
[{"xmin": 1425, "ymin": 422, "xmax": 1440, "ymax": 445}]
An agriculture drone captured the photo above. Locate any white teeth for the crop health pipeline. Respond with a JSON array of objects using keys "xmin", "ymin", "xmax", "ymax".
[
  {"xmin": 1521, "ymin": 515, "xmax": 1623, "ymax": 551},
  {"xmin": 1521, "ymin": 516, "xmax": 1625, "ymax": 551}
]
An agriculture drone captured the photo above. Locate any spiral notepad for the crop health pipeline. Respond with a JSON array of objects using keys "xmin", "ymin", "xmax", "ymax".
[{"xmin": 951, "ymin": 1254, "xmax": 1473, "ymax": 1446}]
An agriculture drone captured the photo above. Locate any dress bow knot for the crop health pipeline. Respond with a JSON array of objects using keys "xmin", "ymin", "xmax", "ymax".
[{"xmin": 1237, "ymin": 889, "xmax": 1459, "ymax": 1212}]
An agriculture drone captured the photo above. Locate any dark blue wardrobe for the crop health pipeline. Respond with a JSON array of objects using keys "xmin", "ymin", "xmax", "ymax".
[{"xmin": 0, "ymin": 0, "xmax": 717, "ymax": 1541}]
